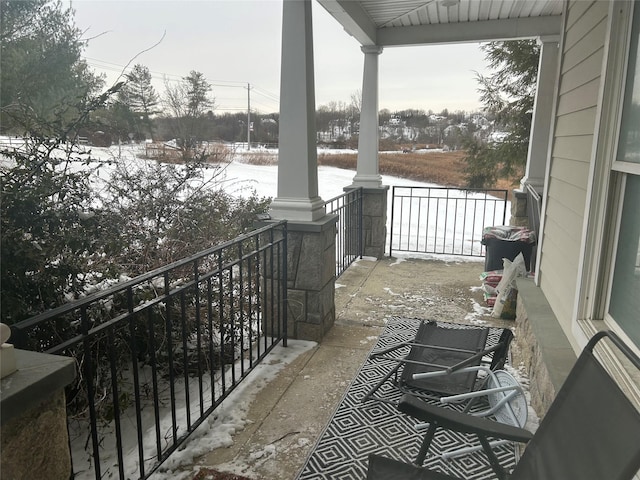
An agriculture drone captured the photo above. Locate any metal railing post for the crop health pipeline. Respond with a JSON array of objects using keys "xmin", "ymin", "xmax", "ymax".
[
  {"xmin": 389, "ymin": 186, "xmax": 396, "ymax": 257},
  {"xmin": 323, "ymin": 187, "xmax": 364, "ymax": 278},
  {"xmin": 358, "ymin": 187, "xmax": 363, "ymax": 259},
  {"xmin": 282, "ymin": 222, "xmax": 288, "ymax": 347}
]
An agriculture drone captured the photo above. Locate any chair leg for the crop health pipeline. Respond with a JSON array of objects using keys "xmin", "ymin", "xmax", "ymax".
[
  {"xmin": 477, "ymin": 435, "xmax": 508, "ymax": 480},
  {"xmin": 415, "ymin": 421, "xmax": 437, "ymax": 466},
  {"xmin": 362, "ymin": 363, "xmax": 402, "ymax": 403},
  {"xmin": 462, "ymin": 374, "xmax": 490, "ymax": 413}
]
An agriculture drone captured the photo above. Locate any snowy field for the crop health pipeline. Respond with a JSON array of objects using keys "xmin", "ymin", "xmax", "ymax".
[{"xmin": 54, "ymin": 142, "xmax": 509, "ymax": 258}]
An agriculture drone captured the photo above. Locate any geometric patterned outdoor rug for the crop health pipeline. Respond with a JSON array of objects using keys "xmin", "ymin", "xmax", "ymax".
[{"xmin": 296, "ymin": 317, "xmax": 517, "ymax": 480}]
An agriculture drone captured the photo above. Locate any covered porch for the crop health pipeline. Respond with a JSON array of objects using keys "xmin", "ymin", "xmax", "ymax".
[
  {"xmin": 272, "ymin": 0, "xmax": 562, "ymax": 344},
  {"xmin": 188, "ymin": 256, "xmax": 556, "ymax": 479},
  {"xmin": 198, "ymin": 1, "xmax": 571, "ymax": 475}
]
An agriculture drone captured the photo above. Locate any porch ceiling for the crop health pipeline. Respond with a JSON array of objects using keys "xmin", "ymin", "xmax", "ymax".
[{"xmin": 317, "ymin": 0, "xmax": 564, "ymax": 46}]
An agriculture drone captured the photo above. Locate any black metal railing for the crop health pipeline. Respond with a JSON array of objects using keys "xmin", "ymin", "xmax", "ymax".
[
  {"xmin": 325, "ymin": 187, "xmax": 363, "ymax": 277},
  {"xmin": 10, "ymin": 221, "xmax": 288, "ymax": 480},
  {"xmin": 525, "ymin": 183, "xmax": 542, "ymax": 271},
  {"xmin": 390, "ymin": 186, "xmax": 509, "ymax": 257},
  {"xmin": 525, "ymin": 183, "xmax": 541, "ymax": 238}
]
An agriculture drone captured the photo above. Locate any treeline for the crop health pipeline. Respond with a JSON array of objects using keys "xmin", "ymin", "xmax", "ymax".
[{"xmin": 71, "ymin": 71, "xmax": 483, "ymax": 151}]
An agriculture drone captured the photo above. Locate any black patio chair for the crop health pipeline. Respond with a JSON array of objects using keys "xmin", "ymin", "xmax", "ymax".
[
  {"xmin": 362, "ymin": 319, "xmax": 514, "ymax": 405},
  {"xmin": 367, "ymin": 330, "xmax": 640, "ymax": 480}
]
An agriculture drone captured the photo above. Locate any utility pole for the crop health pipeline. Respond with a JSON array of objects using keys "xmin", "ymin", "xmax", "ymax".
[{"xmin": 247, "ymin": 83, "xmax": 251, "ymax": 151}]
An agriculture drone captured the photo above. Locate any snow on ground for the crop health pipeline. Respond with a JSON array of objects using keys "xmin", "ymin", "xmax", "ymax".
[
  {"xmin": 147, "ymin": 340, "xmax": 317, "ymax": 480},
  {"xmin": 67, "ymin": 340, "xmax": 317, "ymax": 480},
  {"xmin": 222, "ymin": 150, "xmax": 443, "ymax": 201},
  {"xmin": 0, "ymin": 139, "xmax": 444, "ymax": 203}
]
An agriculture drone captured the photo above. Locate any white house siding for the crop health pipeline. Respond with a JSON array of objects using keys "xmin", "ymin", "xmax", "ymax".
[{"xmin": 539, "ymin": 0, "xmax": 608, "ymax": 335}]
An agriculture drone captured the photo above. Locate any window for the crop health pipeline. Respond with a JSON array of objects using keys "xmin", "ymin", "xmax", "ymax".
[
  {"xmin": 608, "ymin": 176, "xmax": 640, "ymax": 345},
  {"xmin": 608, "ymin": 2, "xmax": 640, "ymax": 347}
]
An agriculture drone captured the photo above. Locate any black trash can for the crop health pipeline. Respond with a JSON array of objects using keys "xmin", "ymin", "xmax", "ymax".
[{"xmin": 482, "ymin": 226, "xmax": 536, "ymax": 272}]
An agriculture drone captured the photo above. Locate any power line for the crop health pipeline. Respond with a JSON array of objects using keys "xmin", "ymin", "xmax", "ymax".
[
  {"xmin": 86, "ymin": 56, "xmax": 251, "ymax": 88},
  {"xmin": 253, "ymin": 85, "xmax": 279, "ymax": 102},
  {"xmin": 85, "ymin": 57, "xmax": 179, "ymax": 81},
  {"xmin": 85, "ymin": 56, "xmax": 280, "ymax": 112},
  {"xmin": 252, "ymin": 99, "xmax": 278, "ymax": 111}
]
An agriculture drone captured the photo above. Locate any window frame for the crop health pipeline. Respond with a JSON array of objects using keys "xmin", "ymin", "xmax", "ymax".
[
  {"xmin": 575, "ymin": 0, "xmax": 640, "ymax": 356},
  {"xmin": 601, "ymin": 1, "xmax": 640, "ymax": 350}
]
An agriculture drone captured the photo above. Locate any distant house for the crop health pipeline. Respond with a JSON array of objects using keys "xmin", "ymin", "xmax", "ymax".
[
  {"xmin": 469, "ymin": 113, "xmax": 489, "ymax": 127},
  {"xmin": 443, "ymin": 124, "xmax": 468, "ymax": 137}
]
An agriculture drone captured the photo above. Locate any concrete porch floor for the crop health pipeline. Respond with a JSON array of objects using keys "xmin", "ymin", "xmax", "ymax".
[{"xmin": 188, "ymin": 256, "xmax": 513, "ymax": 479}]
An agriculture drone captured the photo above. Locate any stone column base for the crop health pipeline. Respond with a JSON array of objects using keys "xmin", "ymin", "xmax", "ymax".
[
  {"xmin": 286, "ymin": 216, "xmax": 338, "ymax": 342},
  {"xmin": 2, "ymin": 390, "xmax": 70, "ymax": 480},
  {"xmin": 510, "ymin": 189, "xmax": 529, "ymax": 227},
  {"xmin": 260, "ymin": 215, "xmax": 339, "ymax": 342},
  {"xmin": 346, "ymin": 186, "xmax": 389, "ymax": 259}
]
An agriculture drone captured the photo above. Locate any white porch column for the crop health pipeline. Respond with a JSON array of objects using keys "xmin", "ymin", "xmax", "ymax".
[
  {"xmin": 266, "ymin": 0, "xmax": 337, "ymax": 342},
  {"xmin": 352, "ymin": 45, "xmax": 384, "ymax": 188},
  {"xmin": 270, "ymin": 0, "xmax": 325, "ymax": 222},
  {"xmin": 521, "ymin": 36, "xmax": 560, "ymax": 193}
]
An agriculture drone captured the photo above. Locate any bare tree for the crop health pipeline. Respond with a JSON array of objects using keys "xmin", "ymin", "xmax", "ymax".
[
  {"xmin": 349, "ymin": 89, "xmax": 362, "ymax": 117},
  {"xmin": 163, "ymin": 70, "xmax": 214, "ymax": 160}
]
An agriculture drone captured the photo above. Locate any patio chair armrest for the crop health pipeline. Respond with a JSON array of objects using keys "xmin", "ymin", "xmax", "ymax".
[
  {"xmin": 398, "ymin": 394, "xmax": 534, "ymax": 444},
  {"xmin": 445, "ymin": 347, "xmax": 492, "ymax": 374}
]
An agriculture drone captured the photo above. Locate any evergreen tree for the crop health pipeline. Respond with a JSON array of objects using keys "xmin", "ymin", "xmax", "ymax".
[
  {"xmin": 0, "ymin": 0, "xmax": 104, "ymax": 134},
  {"xmin": 102, "ymin": 100, "xmax": 137, "ymax": 144},
  {"xmin": 184, "ymin": 70, "xmax": 213, "ymax": 118},
  {"xmin": 117, "ymin": 64, "xmax": 160, "ymax": 139},
  {"xmin": 464, "ymin": 40, "xmax": 540, "ymax": 188}
]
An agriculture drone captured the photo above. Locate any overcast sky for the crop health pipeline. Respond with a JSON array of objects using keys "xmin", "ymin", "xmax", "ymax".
[{"xmin": 72, "ymin": 0, "xmax": 490, "ymax": 114}]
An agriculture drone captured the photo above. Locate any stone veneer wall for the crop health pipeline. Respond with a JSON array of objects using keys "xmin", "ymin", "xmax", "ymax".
[
  {"xmin": 510, "ymin": 189, "xmax": 529, "ymax": 227},
  {"xmin": 361, "ymin": 187, "xmax": 389, "ymax": 259},
  {"xmin": 1, "ymin": 390, "xmax": 70, "ymax": 479},
  {"xmin": 512, "ymin": 299, "xmax": 558, "ymax": 417},
  {"xmin": 511, "ymin": 278, "xmax": 576, "ymax": 419},
  {"xmin": 1, "ymin": 350, "xmax": 76, "ymax": 480}
]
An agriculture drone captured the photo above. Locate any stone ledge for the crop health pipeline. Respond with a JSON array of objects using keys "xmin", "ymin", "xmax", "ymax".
[
  {"xmin": 281, "ymin": 215, "xmax": 339, "ymax": 233},
  {"xmin": 513, "ymin": 278, "xmax": 576, "ymax": 417},
  {"xmin": 1, "ymin": 349, "xmax": 75, "ymax": 425},
  {"xmin": 354, "ymin": 185, "xmax": 390, "ymax": 194}
]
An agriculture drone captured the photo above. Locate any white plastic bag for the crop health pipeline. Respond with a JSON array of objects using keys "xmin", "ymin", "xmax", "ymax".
[{"xmin": 491, "ymin": 253, "xmax": 526, "ymax": 319}]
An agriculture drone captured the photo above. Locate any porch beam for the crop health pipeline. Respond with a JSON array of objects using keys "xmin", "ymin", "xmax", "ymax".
[
  {"xmin": 317, "ymin": 0, "xmax": 377, "ymax": 46},
  {"xmin": 377, "ymin": 16, "xmax": 562, "ymax": 46}
]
